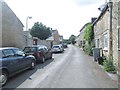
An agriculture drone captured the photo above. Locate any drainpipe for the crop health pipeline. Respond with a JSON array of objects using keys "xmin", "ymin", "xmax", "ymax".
[{"xmin": 108, "ymin": 1, "xmax": 113, "ymax": 61}]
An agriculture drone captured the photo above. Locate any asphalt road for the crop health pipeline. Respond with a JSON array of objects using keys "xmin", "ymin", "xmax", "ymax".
[{"xmin": 3, "ymin": 45, "xmax": 118, "ymax": 88}]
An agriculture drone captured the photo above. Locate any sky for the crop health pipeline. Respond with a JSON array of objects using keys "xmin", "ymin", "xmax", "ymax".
[{"xmin": 4, "ymin": 0, "xmax": 106, "ymax": 39}]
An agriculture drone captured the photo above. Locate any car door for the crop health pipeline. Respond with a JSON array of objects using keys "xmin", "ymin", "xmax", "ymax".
[
  {"xmin": 44, "ymin": 46, "xmax": 50, "ymax": 59},
  {"xmin": 2, "ymin": 49, "xmax": 19, "ymax": 73},
  {"xmin": 13, "ymin": 49, "xmax": 30, "ymax": 69}
]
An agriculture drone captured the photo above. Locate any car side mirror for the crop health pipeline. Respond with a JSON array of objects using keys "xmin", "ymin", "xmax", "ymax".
[
  {"xmin": 48, "ymin": 49, "xmax": 51, "ymax": 51},
  {"xmin": 23, "ymin": 53, "xmax": 28, "ymax": 57}
]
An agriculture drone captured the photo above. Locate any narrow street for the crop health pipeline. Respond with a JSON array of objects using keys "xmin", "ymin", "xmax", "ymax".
[{"xmin": 3, "ymin": 45, "xmax": 118, "ymax": 88}]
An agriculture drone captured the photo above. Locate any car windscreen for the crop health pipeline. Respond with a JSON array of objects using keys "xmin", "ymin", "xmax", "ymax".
[
  {"xmin": 0, "ymin": 50, "xmax": 2, "ymax": 59},
  {"xmin": 23, "ymin": 47, "xmax": 37, "ymax": 53}
]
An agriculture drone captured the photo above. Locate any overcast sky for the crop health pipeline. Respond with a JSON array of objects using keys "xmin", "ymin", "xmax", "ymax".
[{"xmin": 4, "ymin": 0, "xmax": 106, "ymax": 39}]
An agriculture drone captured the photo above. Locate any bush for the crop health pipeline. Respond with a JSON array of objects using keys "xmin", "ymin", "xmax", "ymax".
[
  {"xmin": 83, "ymin": 44, "xmax": 93, "ymax": 56},
  {"xmin": 103, "ymin": 60, "xmax": 116, "ymax": 73}
]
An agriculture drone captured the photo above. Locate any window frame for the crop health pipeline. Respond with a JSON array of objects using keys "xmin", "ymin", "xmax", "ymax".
[
  {"xmin": 3, "ymin": 49, "xmax": 15, "ymax": 58},
  {"xmin": 118, "ymin": 27, "xmax": 120, "ymax": 51},
  {"xmin": 13, "ymin": 49, "xmax": 24, "ymax": 57},
  {"xmin": 103, "ymin": 32, "xmax": 108, "ymax": 51}
]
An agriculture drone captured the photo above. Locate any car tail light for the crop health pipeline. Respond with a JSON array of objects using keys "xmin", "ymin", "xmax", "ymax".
[
  {"xmin": 35, "ymin": 52, "xmax": 40, "ymax": 58},
  {"xmin": 38, "ymin": 52, "xmax": 40, "ymax": 58}
]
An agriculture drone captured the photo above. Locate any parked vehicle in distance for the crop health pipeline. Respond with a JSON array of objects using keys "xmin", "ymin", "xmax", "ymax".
[
  {"xmin": 23, "ymin": 45, "xmax": 52, "ymax": 63},
  {"xmin": 0, "ymin": 47, "xmax": 36, "ymax": 86},
  {"xmin": 52, "ymin": 44, "xmax": 64, "ymax": 53},
  {"xmin": 63, "ymin": 43, "xmax": 68, "ymax": 48}
]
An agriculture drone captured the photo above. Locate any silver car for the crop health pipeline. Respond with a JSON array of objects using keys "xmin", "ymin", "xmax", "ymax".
[{"xmin": 52, "ymin": 45, "xmax": 64, "ymax": 53}]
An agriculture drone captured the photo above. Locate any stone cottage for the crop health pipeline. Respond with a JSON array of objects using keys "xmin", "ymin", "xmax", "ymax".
[
  {"xmin": 93, "ymin": 0, "xmax": 119, "ymax": 69},
  {"xmin": 78, "ymin": 23, "xmax": 90, "ymax": 48}
]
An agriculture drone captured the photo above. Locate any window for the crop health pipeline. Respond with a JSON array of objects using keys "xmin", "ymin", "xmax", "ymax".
[
  {"xmin": 103, "ymin": 33, "xmax": 108, "ymax": 51},
  {"xmin": 44, "ymin": 46, "xmax": 48, "ymax": 51},
  {"xmin": 0, "ymin": 51, "xmax": 5, "ymax": 58},
  {"xmin": 3, "ymin": 49, "xmax": 14, "ymax": 57},
  {"xmin": 24, "ymin": 47, "xmax": 37, "ymax": 53},
  {"xmin": 13, "ymin": 49, "xmax": 24, "ymax": 56},
  {"xmin": 38, "ymin": 47, "xmax": 44, "ymax": 51},
  {"xmin": 118, "ymin": 28, "xmax": 120, "ymax": 50}
]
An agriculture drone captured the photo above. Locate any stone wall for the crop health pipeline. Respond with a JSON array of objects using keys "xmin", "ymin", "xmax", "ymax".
[
  {"xmin": 53, "ymin": 30, "xmax": 60, "ymax": 45},
  {"xmin": 94, "ymin": 10, "xmax": 110, "ymax": 57},
  {"xmin": 112, "ymin": 1, "xmax": 119, "ymax": 67},
  {"xmin": 2, "ymin": 2, "xmax": 25, "ymax": 49},
  {"xmin": 94, "ymin": 1, "xmax": 119, "ymax": 68},
  {"xmin": 118, "ymin": 1, "xmax": 120, "ymax": 71},
  {"xmin": 37, "ymin": 40, "xmax": 52, "ymax": 49},
  {"xmin": 0, "ymin": 1, "xmax": 2, "ymax": 47}
]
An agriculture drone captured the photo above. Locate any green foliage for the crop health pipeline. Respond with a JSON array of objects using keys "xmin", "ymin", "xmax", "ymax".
[
  {"xmin": 83, "ymin": 23, "xmax": 95, "ymax": 56},
  {"xmin": 84, "ymin": 23, "xmax": 93, "ymax": 44},
  {"xmin": 30, "ymin": 22, "xmax": 52, "ymax": 40},
  {"xmin": 103, "ymin": 60, "xmax": 116, "ymax": 73},
  {"xmin": 83, "ymin": 44, "xmax": 93, "ymax": 56},
  {"xmin": 69, "ymin": 35, "xmax": 76, "ymax": 45},
  {"xmin": 63, "ymin": 39, "xmax": 71, "ymax": 44}
]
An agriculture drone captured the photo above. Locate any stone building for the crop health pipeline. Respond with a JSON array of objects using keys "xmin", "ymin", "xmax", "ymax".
[
  {"xmin": 1, "ymin": 1, "xmax": 25, "ymax": 49},
  {"xmin": 77, "ymin": 23, "xmax": 90, "ymax": 48},
  {"xmin": 59, "ymin": 35, "xmax": 63, "ymax": 44},
  {"xmin": 52, "ymin": 30, "xmax": 60, "ymax": 45},
  {"xmin": 93, "ymin": 0, "xmax": 119, "ymax": 69}
]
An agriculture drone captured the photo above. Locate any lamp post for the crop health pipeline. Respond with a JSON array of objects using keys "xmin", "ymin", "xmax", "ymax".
[
  {"xmin": 25, "ymin": 16, "xmax": 32, "ymax": 46},
  {"xmin": 26, "ymin": 16, "xmax": 32, "ymax": 31}
]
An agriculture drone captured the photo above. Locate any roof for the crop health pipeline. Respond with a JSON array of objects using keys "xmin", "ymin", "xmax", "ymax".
[
  {"xmin": 0, "ymin": 47, "xmax": 19, "ymax": 50},
  {"xmin": 92, "ymin": 3, "xmax": 109, "ymax": 26},
  {"xmin": 46, "ymin": 36, "xmax": 54, "ymax": 41},
  {"xmin": 24, "ymin": 45, "xmax": 46, "ymax": 48},
  {"xmin": 79, "ymin": 23, "xmax": 90, "ymax": 32}
]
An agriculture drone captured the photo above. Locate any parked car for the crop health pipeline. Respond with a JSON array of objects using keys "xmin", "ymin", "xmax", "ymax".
[
  {"xmin": 0, "ymin": 47, "xmax": 36, "ymax": 86},
  {"xmin": 52, "ymin": 44, "xmax": 64, "ymax": 53},
  {"xmin": 23, "ymin": 45, "xmax": 52, "ymax": 63},
  {"xmin": 63, "ymin": 43, "xmax": 68, "ymax": 48}
]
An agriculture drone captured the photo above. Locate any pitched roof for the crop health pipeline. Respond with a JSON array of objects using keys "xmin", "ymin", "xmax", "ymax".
[
  {"xmin": 79, "ymin": 23, "xmax": 90, "ymax": 32},
  {"xmin": 92, "ymin": 3, "xmax": 109, "ymax": 26}
]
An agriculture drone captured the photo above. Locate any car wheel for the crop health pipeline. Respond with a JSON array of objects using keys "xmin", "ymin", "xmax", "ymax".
[
  {"xmin": 41, "ymin": 56, "xmax": 45, "ymax": 63},
  {"xmin": 0, "ymin": 70, "xmax": 8, "ymax": 86},
  {"xmin": 50, "ymin": 54, "xmax": 52, "ymax": 59},
  {"xmin": 30, "ymin": 61, "xmax": 35, "ymax": 69}
]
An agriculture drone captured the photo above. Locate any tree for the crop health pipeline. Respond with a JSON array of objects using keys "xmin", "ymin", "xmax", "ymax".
[
  {"xmin": 69, "ymin": 35, "xmax": 76, "ymax": 45},
  {"xmin": 30, "ymin": 22, "xmax": 52, "ymax": 40}
]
